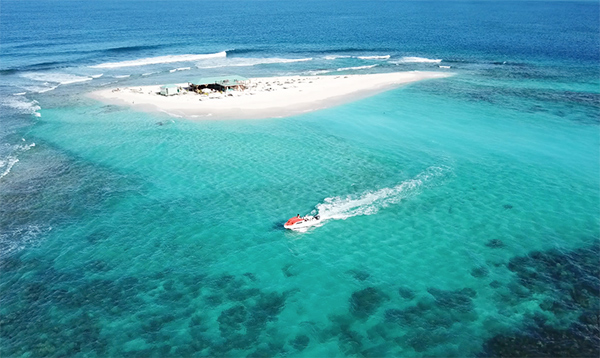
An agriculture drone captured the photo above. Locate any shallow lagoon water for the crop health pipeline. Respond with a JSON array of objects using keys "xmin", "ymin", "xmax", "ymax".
[{"xmin": 1, "ymin": 1, "xmax": 599, "ymax": 357}]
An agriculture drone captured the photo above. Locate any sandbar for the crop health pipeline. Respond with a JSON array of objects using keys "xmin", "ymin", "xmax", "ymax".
[{"xmin": 89, "ymin": 71, "xmax": 453, "ymax": 120}]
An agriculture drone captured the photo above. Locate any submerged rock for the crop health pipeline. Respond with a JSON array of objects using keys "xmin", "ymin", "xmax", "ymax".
[
  {"xmin": 349, "ymin": 287, "xmax": 389, "ymax": 319},
  {"xmin": 427, "ymin": 287, "xmax": 475, "ymax": 312},
  {"xmin": 489, "ymin": 280, "xmax": 502, "ymax": 289},
  {"xmin": 218, "ymin": 305, "xmax": 247, "ymax": 333},
  {"xmin": 471, "ymin": 266, "xmax": 490, "ymax": 278},
  {"xmin": 398, "ymin": 286, "xmax": 416, "ymax": 300},
  {"xmin": 485, "ymin": 239, "xmax": 505, "ymax": 248},
  {"xmin": 290, "ymin": 334, "xmax": 310, "ymax": 351},
  {"xmin": 347, "ymin": 269, "xmax": 370, "ymax": 281}
]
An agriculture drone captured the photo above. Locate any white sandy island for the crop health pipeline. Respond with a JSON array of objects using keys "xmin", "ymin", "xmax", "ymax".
[{"xmin": 90, "ymin": 71, "xmax": 453, "ymax": 120}]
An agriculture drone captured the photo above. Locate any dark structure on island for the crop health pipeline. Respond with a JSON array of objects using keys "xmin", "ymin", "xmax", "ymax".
[{"xmin": 188, "ymin": 76, "xmax": 249, "ymax": 93}]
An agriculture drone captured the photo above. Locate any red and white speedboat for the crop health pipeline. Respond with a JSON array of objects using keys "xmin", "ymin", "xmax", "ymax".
[{"xmin": 284, "ymin": 215, "xmax": 321, "ymax": 230}]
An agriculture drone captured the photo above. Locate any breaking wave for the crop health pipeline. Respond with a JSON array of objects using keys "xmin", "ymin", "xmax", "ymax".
[
  {"xmin": 30, "ymin": 85, "xmax": 59, "ymax": 93},
  {"xmin": 306, "ymin": 69, "xmax": 333, "ymax": 75},
  {"xmin": 324, "ymin": 55, "xmax": 352, "ymax": 60},
  {"xmin": 90, "ymin": 51, "xmax": 227, "ymax": 68},
  {"xmin": 336, "ymin": 64, "xmax": 378, "ymax": 71},
  {"xmin": 396, "ymin": 56, "xmax": 442, "ymax": 63},
  {"xmin": 21, "ymin": 72, "xmax": 94, "ymax": 85},
  {"xmin": 315, "ymin": 166, "xmax": 450, "ymax": 221},
  {"xmin": 0, "ymin": 157, "xmax": 19, "ymax": 180},
  {"xmin": 1, "ymin": 97, "xmax": 41, "ymax": 115},
  {"xmin": 0, "ymin": 141, "xmax": 35, "ymax": 180},
  {"xmin": 324, "ymin": 55, "xmax": 390, "ymax": 60},
  {"xmin": 306, "ymin": 64, "xmax": 378, "ymax": 75},
  {"xmin": 357, "ymin": 55, "xmax": 390, "ymax": 60},
  {"xmin": 226, "ymin": 48, "xmax": 265, "ymax": 56},
  {"xmin": 196, "ymin": 57, "xmax": 313, "ymax": 69},
  {"xmin": 169, "ymin": 67, "xmax": 191, "ymax": 73}
]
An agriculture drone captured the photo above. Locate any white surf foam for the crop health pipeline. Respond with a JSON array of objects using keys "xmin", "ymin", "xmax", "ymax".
[
  {"xmin": 315, "ymin": 166, "xmax": 450, "ymax": 222},
  {"xmin": 0, "ymin": 225, "xmax": 52, "ymax": 259},
  {"xmin": 1, "ymin": 97, "xmax": 41, "ymax": 114},
  {"xmin": 306, "ymin": 69, "xmax": 333, "ymax": 75},
  {"xmin": 159, "ymin": 110, "xmax": 183, "ymax": 118},
  {"xmin": 21, "ymin": 72, "xmax": 94, "ymax": 85},
  {"xmin": 13, "ymin": 92, "xmax": 27, "ymax": 96},
  {"xmin": 336, "ymin": 64, "xmax": 378, "ymax": 71},
  {"xmin": 169, "ymin": 66, "xmax": 191, "ymax": 72},
  {"xmin": 113, "ymin": 75, "xmax": 131, "ymax": 78},
  {"xmin": 91, "ymin": 74, "xmax": 104, "ymax": 78},
  {"xmin": 0, "ymin": 140, "xmax": 37, "ymax": 179},
  {"xmin": 142, "ymin": 72, "xmax": 159, "ymax": 76},
  {"xmin": 30, "ymin": 84, "xmax": 59, "ymax": 93},
  {"xmin": 357, "ymin": 55, "xmax": 390, "ymax": 60},
  {"xmin": 91, "ymin": 51, "xmax": 227, "ymax": 68},
  {"xmin": 196, "ymin": 57, "xmax": 313, "ymax": 69},
  {"xmin": 397, "ymin": 56, "xmax": 442, "ymax": 63},
  {"xmin": 324, "ymin": 55, "xmax": 351, "ymax": 60},
  {"xmin": 0, "ymin": 157, "xmax": 19, "ymax": 180},
  {"xmin": 18, "ymin": 142, "xmax": 36, "ymax": 151}
]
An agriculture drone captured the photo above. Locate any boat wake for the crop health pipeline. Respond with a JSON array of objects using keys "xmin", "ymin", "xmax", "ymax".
[{"xmin": 314, "ymin": 166, "xmax": 450, "ymax": 222}]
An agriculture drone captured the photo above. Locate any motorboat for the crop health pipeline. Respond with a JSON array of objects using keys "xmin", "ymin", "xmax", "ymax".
[{"xmin": 284, "ymin": 215, "xmax": 321, "ymax": 230}]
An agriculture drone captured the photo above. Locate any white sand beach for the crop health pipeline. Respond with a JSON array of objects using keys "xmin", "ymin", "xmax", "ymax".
[{"xmin": 90, "ymin": 71, "xmax": 453, "ymax": 120}]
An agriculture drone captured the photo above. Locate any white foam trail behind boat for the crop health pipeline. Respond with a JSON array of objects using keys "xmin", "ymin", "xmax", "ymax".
[{"xmin": 316, "ymin": 166, "xmax": 450, "ymax": 221}]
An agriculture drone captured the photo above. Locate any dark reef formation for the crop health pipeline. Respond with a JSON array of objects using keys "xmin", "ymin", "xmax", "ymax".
[
  {"xmin": 478, "ymin": 243, "xmax": 600, "ymax": 357},
  {"xmin": 0, "ymin": 254, "xmax": 292, "ymax": 357},
  {"xmin": 1, "ymin": 241, "xmax": 598, "ymax": 357}
]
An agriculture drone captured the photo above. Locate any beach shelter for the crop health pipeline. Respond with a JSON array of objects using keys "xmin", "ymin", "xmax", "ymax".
[
  {"xmin": 160, "ymin": 84, "xmax": 179, "ymax": 96},
  {"xmin": 188, "ymin": 76, "xmax": 249, "ymax": 91}
]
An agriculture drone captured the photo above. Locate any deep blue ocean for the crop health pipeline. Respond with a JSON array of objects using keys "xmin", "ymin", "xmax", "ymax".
[{"xmin": 1, "ymin": 1, "xmax": 599, "ymax": 357}]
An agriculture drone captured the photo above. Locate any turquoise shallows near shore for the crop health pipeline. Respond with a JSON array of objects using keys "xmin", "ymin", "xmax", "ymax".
[{"xmin": 0, "ymin": 1, "xmax": 599, "ymax": 357}]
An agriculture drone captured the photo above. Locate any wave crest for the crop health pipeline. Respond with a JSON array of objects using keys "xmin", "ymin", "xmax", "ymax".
[
  {"xmin": 0, "ymin": 157, "xmax": 19, "ymax": 180},
  {"xmin": 357, "ymin": 55, "xmax": 390, "ymax": 60},
  {"xmin": 21, "ymin": 72, "xmax": 94, "ymax": 85},
  {"xmin": 397, "ymin": 56, "xmax": 442, "ymax": 63},
  {"xmin": 196, "ymin": 57, "xmax": 313, "ymax": 69},
  {"xmin": 91, "ymin": 51, "xmax": 227, "ymax": 68},
  {"xmin": 1, "ymin": 97, "xmax": 41, "ymax": 115},
  {"xmin": 336, "ymin": 64, "xmax": 378, "ymax": 72}
]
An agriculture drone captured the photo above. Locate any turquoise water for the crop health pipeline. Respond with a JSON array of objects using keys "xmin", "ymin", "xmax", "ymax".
[{"xmin": 1, "ymin": 1, "xmax": 599, "ymax": 357}]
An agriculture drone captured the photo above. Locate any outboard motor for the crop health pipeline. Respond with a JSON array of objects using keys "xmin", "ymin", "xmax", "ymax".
[{"xmin": 315, "ymin": 215, "xmax": 320, "ymax": 220}]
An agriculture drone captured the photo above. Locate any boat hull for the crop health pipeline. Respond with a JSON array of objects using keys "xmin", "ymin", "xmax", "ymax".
[{"xmin": 284, "ymin": 216, "xmax": 321, "ymax": 230}]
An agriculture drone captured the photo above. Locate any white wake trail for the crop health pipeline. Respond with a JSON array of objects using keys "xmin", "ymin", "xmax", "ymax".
[{"xmin": 315, "ymin": 166, "xmax": 450, "ymax": 221}]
